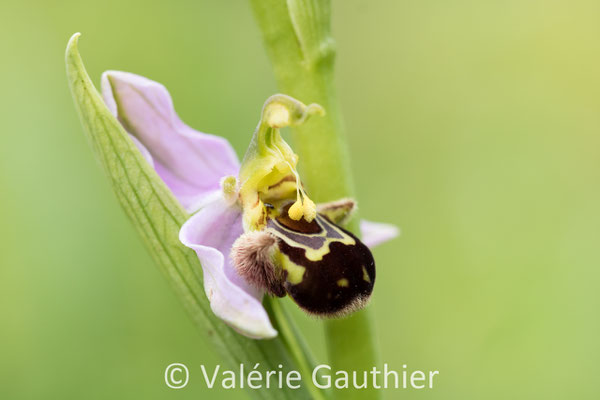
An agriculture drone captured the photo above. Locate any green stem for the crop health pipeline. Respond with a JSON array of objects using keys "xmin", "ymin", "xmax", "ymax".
[
  {"xmin": 265, "ymin": 298, "xmax": 329, "ymax": 400},
  {"xmin": 250, "ymin": 2, "xmax": 380, "ymax": 399}
]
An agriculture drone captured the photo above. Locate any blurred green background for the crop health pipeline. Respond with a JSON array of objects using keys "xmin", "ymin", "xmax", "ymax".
[{"xmin": 1, "ymin": 0, "xmax": 599, "ymax": 399}]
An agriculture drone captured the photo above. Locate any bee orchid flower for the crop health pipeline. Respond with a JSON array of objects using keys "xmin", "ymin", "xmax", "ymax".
[{"xmin": 101, "ymin": 71, "xmax": 398, "ymax": 339}]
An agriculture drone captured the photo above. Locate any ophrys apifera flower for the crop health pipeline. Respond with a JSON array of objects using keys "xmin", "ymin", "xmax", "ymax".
[{"xmin": 101, "ymin": 71, "xmax": 398, "ymax": 339}]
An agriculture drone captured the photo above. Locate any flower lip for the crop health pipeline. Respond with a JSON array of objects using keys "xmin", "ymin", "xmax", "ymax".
[{"xmin": 234, "ymin": 200, "xmax": 377, "ymax": 318}]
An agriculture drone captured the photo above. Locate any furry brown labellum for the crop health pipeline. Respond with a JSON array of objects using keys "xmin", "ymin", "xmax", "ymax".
[{"xmin": 232, "ymin": 202, "xmax": 375, "ymax": 317}]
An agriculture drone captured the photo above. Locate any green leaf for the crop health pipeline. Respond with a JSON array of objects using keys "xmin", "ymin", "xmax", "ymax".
[{"xmin": 65, "ymin": 33, "xmax": 313, "ymax": 400}]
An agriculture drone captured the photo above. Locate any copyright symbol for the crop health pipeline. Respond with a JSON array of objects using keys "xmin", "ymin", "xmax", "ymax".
[{"xmin": 165, "ymin": 363, "xmax": 189, "ymax": 389}]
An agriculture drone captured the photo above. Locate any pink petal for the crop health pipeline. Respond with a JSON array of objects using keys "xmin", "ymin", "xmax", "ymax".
[
  {"xmin": 101, "ymin": 71, "xmax": 240, "ymax": 212},
  {"xmin": 179, "ymin": 195, "xmax": 277, "ymax": 339},
  {"xmin": 360, "ymin": 220, "xmax": 400, "ymax": 248}
]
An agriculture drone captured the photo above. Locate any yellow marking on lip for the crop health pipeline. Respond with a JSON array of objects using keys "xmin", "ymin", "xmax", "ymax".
[
  {"xmin": 266, "ymin": 214, "xmax": 356, "ymax": 262},
  {"xmin": 337, "ymin": 278, "xmax": 349, "ymax": 287},
  {"xmin": 362, "ymin": 266, "xmax": 371, "ymax": 283},
  {"xmin": 277, "ymin": 252, "xmax": 306, "ymax": 285}
]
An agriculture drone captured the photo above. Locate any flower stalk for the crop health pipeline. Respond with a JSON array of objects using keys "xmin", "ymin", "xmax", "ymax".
[{"xmin": 249, "ymin": 1, "xmax": 381, "ymax": 399}]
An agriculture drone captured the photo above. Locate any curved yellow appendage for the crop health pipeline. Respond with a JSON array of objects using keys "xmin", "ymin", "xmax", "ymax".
[{"xmin": 238, "ymin": 95, "xmax": 324, "ymax": 230}]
